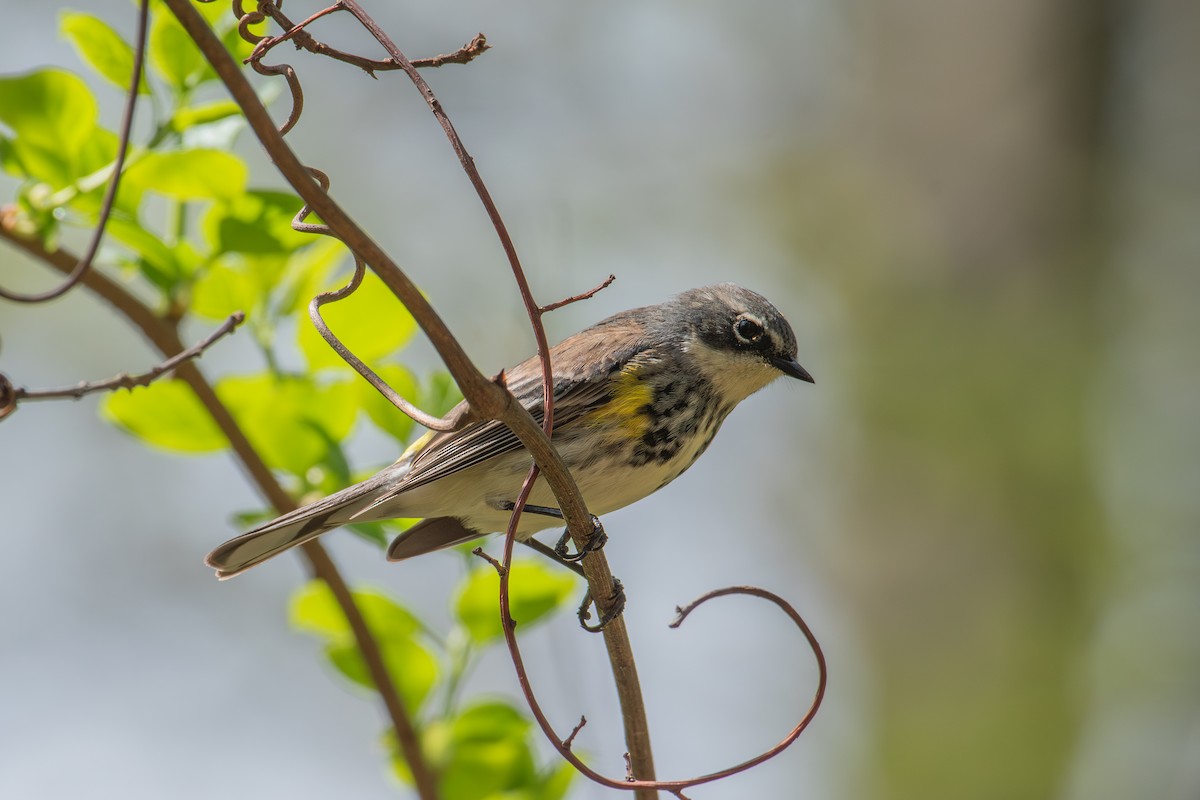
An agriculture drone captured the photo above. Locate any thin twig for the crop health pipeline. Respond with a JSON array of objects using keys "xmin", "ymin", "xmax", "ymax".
[
  {"xmin": 251, "ymin": 1, "xmax": 488, "ymax": 77},
  {"xmin": 258, "ymin": 2, "xmax": 346, "ymax": 53},
  {"xmin": 0, "ymin": 0, "xmax": 148, "ymax": 303},
  {"xmin": 563, "ymin": 716, "xmax": 587, "ymax": 750},
  {"xmin": 12, "ymin": 312, "xmax": 244, "ymax": 404},
  {"xmin": 411, "ymin": 34, "xmax": 491, "ymax": 69},
  {"xmin": 539, "ymin": 274, "xmax": 616, "ymax": 314},
  {"xmin": 471, "ymin": 546, "xmax": 507, "ymax": 577}
]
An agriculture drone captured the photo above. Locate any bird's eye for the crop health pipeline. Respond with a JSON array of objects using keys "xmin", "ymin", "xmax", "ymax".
[{"xmin": 733, "ymin": 316, "xmax": 765, "ymax": 344}]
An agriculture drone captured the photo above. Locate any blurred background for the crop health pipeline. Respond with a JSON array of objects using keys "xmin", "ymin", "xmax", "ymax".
[{"xmin": 2, "ymin": 1, "xmax": 1197, "ymax": 798}]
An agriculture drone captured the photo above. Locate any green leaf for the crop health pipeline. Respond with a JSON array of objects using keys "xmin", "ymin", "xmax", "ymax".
[
  {"xmin": 105, "ymin": 215, "xmax": 193, "ymax": 289},
  {"xmin": 120, "ymin": 149, "xmax": 247, "ymax": 204},
  {"xmin": 297, "ymin": 266, "xmax": 418, "ymax": 372},
  {"xmin": 220, "ymin": 15, "xmax": 257, "ymax": 63},
  {"xmin": 216, "ymin": 374, "xmax": 356, "ymax": 476},
  {"xmin": 454, "ymin": 559, "xmax": 578, "ymax": 644},
  {"xmin": 202, "ymin": 190, "xmax": 310, "ymax": 256},
  {"xmin": 423, "ymin": 371, "xmax": 464, "ymax": 418},
  {"xmin": 170, "ymin": 100, "xmax": 241, "ymax": 132},
  {"xmin": 0, "ymin": 69, "xmax": 97, "ymax": 186},
  {"xmin": 439, "ymin": 702, "xmax": 538, "ymax": 800},
  {"xmin": 289, "ymin": 581, "xmax": 438, "ymax": 712},
  {"xmin": 536, "ymin": 762, "xmax": 577, "ymax": 800},
  {"xmin": 190, "ymin": 260, "xmax": 259, "ymax": 320},
  {"xmin": 391, "ymin": 702, "xmax": 571, "ymax": 799},
  {"xmin": 290, "ymin": 581, "xmax": 421, "ymax": 642},
  {"xmin": 0, "ymin": 69, "xmax": 96, "ymax": 151},
  {"xmin": 276, "ymin": 237, "xmax": 344, "ymax": 315},
  {"xmin": 148, "ymin": 8, "xmax": 206, "ymax": 91},
  {"xmin": 325, "ymin": 637, "xmax": 438, "ymax": 711},
  {"xmin": 358, "ymin": 363, "xmax": 418, "ymax": 443},
  {"xmin": 60, "ymin": 12, "xmax": 149, "ymax": 94},
  {"xmin": 147, "ymin": 0, "xmax": 242, "ymax": 91},
  {"xmin": 62, "ymin": 127, "xmax": 121, "ymax": 215},
  {"xmin": 101, "ymin": 378, "xmax": 227, "ymax": 453}
]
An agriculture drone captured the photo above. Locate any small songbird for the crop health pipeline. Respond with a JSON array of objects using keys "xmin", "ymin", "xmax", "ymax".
[{"xmin": 206, "ymin": 283, "xmax": 813, "ymax": 578}]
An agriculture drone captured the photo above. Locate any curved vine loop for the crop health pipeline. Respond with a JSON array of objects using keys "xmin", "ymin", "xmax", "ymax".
[
  {"xmin": 491, "ymin": 478, "xmax": 827, "ymax": 795},
  {"xmin": 0, "ymin": 0, "xmax": 149, "ymax": 304},
  {"xmin": 227, "ymin": 1, "xmax": 469, "ymax": 434},
  {"xmin": 294, "ymin": 169, "xmax": 470, "ymax": 432}
]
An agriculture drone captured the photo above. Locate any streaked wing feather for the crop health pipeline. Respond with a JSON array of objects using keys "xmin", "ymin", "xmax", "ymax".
[{"xmin": 365, "ymin": 317, "xmax": 650, "ymax": 509}]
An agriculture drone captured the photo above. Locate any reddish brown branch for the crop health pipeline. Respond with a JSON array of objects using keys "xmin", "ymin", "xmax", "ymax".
[
  {"xmin": 471, "ymin": 546, "xmax": 507, "ymax": 577},
  {"xmin": 411, "ymin": 34, "xmax": 491, "ymax": 69},
  {"xmin": 539, "ymin": 275, "xmax": 616, "ymax": 314},
  {"xmin": 8, "ymin": 312, "xmax": 243, "ymax": 408},
  {"xmin": 248, "ymin": 1, "xmax": 488, "ymax": 77},
  {"xmin": 0, "ymin": 0, "xmax": 148, "ymax": 303},
  {"xmin": 563, "ymin": 716, "xmax": 588, "ymax": 750},
  {"xmin": 495, "ymin": 572, "xmax": 827, "ymax": 794}
]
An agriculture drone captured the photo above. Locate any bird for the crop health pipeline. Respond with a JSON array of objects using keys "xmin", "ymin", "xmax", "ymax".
[{"xmin": 206, "ymin": 283, "xmax": 813, "ymax": 579}]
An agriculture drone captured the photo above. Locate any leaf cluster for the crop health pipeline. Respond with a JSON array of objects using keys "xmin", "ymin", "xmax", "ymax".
[
  {"xmin": 0, "ymin": 5, "xmax": 582, "ymax": 797},
  {"xmin": 292, "ymin": 564, "xmax": 577, "ymax": 799}
]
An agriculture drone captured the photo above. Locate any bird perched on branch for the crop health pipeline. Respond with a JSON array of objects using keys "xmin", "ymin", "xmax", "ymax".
[{"xmin": 207, "ymin": 283, "xmax": 813, "ymax": 578}]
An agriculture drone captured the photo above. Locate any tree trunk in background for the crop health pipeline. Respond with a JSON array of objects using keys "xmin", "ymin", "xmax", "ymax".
[
  {"xmin": 1064, "ymin": 2, "xmax": 1200, "ymax": 798},
  {"xmin": 766, "ymin": 1, "xmax": 1147, "ymax": 798},
  {"xmin": 842, "ymin": 5, "xmax": 1107, "ymax": 798}
]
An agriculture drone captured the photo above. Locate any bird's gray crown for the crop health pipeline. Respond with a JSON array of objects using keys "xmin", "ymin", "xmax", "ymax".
[{"xmin": 668, "ymin": 283, "xmax": 798, "ymax": 363}]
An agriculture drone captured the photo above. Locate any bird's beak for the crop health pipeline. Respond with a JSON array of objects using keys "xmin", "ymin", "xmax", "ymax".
[{"xmin": 771, "ymin": 355, "xmax": 815, "ymax": 383}]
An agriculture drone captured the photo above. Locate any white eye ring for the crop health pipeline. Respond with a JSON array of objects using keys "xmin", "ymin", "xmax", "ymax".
[{"xmin": 733, "ymin": 314, "xmax": 765, "ymax": 344}]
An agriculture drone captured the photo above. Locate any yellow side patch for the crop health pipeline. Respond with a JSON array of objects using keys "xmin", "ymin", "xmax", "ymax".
[
  {"xmin": 398, "ymin": 429, "xmax": 436, "ymax": 462},
  {"xmin": 584, "ymin": 364, "xmax": 652, "ymax": 436}
]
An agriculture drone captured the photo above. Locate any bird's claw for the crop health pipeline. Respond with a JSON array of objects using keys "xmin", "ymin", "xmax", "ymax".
[
  {"xmin": 578, "ymin": 577, "xmax": 625, "ymax": 633},
  {"xmin": 554, "ymin": 515, "xmax": 606, "ymax": 562}
]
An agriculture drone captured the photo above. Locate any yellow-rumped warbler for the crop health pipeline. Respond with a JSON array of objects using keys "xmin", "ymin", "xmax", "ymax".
[{"xmin": 206, "ymin": 283, "xmax": 812, "ymax": 578}]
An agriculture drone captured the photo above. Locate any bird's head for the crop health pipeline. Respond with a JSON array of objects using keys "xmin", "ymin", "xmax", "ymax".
[{"xmin": 672, "ymin": 283, "xmax": 813, "ymax": 405}]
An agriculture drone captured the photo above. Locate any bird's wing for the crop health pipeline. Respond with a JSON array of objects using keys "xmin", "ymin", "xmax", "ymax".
[{"xmin": 367, "ymin": 313, "xmax": 652, "ymax": 504}]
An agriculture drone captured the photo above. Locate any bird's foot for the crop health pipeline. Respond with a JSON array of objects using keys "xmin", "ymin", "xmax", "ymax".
[
  {"xmin": 554, "ymin": 515, "xmax": 606, "ymax": 562},
  {"xmin": 578, "ymin": 577, "xmax": 625, "ymax": 633}
]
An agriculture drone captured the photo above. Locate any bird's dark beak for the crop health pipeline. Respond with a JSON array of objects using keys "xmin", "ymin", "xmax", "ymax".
[{"xmin": 771, "ymin": 355, "xmax": 815, "ymax": 383}]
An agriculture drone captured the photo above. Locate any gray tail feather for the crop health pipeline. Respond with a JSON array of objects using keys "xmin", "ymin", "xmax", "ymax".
[
  {"xmin": 205, "ymin": 513, "xmax": 338, "ymax": 579},
  {"xmin": 206, "ymin": 469, "xmax": 402, "ymax": 579},
  {"xmin": 386, "ymin": 517, "xmax": 483, "ymax": 561}
]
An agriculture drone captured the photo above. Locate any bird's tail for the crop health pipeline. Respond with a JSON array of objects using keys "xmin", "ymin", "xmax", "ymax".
[{"xmin": 206, "ymin": 464, "xmax": 405, "ymax": 579}]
